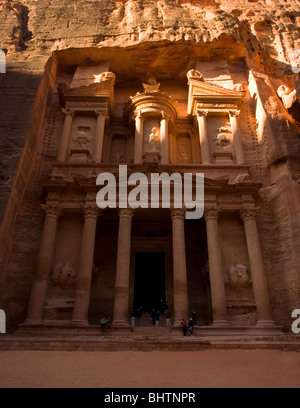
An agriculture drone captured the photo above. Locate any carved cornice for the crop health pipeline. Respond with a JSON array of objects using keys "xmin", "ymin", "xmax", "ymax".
[{"xmin": 240, "ymin": 208, "xmax": 260, "ymax": 221}]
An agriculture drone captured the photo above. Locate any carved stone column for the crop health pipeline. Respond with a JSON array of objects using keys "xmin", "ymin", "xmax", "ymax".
[
  {"xmin": 57, "ymin": 109, "xmax": 74, "ymax": 162},
  {"xmin": 229, "ymin": 110, "xmax": 246, "ymax": 165},
  {"xmin": 205, "ymin": 208, "xmax": 229, "ymax": 326},
  {"xmin": 112, "ymin": 209, "xmax": 134, "ymax": 327},
  {"xmin": 196, "ymin": 109, "xmax": 211, "ymax": 165},
  {"xmin": 72, "ymin": 206, "xmax": 99, "ymax": 325},
  {"xmin": 171, "ymin": 209, "xmax": 189, "ymax": 326},
  {"xmin": 134, "ymin": 111, "xmax": 144, "ymax": 164},
  {"xmin": 241, "ymin": 208, "xmax": 274, "ymax": 326},
  {"xmin": 160, "ymin": 113, "xmax": 170, "ymax": 164},
  {"xmin": 92, "ymin": 110, "xmax": 107, "ymax": 163},
  {"xmin": 26, "ymin": 205, "xmax": 61, "ymax": 322}
]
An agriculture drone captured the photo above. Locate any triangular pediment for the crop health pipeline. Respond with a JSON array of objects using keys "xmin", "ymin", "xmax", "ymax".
[
  {"xmin": 191, "ymin": 80, "xmax": 244, "ymax": 98},
  {"xmin": 188, "ymin": 77, "xmax": 245, "ymax": 115}
]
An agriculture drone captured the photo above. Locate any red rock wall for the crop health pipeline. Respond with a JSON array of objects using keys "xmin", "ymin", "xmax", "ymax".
[{"xmin": 0, "ymin": 0, "xmax": 299, "ymax": 331}]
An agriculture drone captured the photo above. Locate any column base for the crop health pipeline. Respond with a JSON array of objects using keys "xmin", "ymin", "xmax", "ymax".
[
  {"xmin": 22, "ymin": 319, "xmax": 43, "ymax": 326},
  {"xmin": 256, "ymin": 320, "xmax": 278, "ymax": 328}
]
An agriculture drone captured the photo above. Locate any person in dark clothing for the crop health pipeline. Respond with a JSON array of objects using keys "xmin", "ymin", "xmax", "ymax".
[
  {"xmin": 151, "ymin": 309, "xmax": 156, "ymax": 325},
  {"xmin": 155, "ymin": 311, "xmax": 160, "ymax": 326},
  {"xmin": 188, "ymin": 318, "xmax": 194, "ymax": 336},
  {"xmin": 180, "ymin": 318, "xmax": 188, "ymax": 336},
  {"xmin": 191, "ymin": 310, "xmax": 197, "ymax": 325}
]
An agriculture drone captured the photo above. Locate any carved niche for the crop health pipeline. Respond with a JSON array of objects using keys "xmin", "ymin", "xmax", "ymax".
[
  {"xmin": 110, "ymin": 136, "xmax": 127, "ymax": 164},
  {"xmin": 176, "ymin": 134, "xmax": 192, "ymax": 164}
]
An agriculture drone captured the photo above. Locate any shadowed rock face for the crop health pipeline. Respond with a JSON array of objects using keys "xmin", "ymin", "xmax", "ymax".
[{"xmin": 0, "ymin": 0, "xmax": 299, "ymax": 332}]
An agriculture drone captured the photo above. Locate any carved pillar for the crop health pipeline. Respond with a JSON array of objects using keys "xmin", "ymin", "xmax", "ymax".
[
  {"xmin": 196, "ymin": 109, "xmax": 211, "ymax": 165},
  {"xmin": 72, "ymin": 206, "xmax": 99, "ymax": 324},
  {"xmin": 241, "ymin": 208, "xmax": 274, "ymax": 326},
  {"xmin": 171, "ymin": 209, "xmax": 189, "ymax": 326},
  {"xmin": 229, "ymin": 110, "xmax": 246, "ymax": 165},
  {"xmin": 113, "ymin": 209, "xmax": 134, "ymax": 326},
  {"xmin": 26, "ymin": 205, "xmax": 61, "ymax": 322},
  {"xmin": 205, "ymin": 208, "xmax": 229, "ymax": 326},
  {"xmin": 160, "ymin": 113, "xmax": 170, "ymax": 164},
  {"xmin": 57, "ymin": 109, "xmax": 74, "ymax": 162},
  {"xmin": 134, "ymin": 111, "xmax": 144, "ymax": 164},
  {"xmin": 92, "ymin": 110, "xmax": 107, "ymax": 163}
]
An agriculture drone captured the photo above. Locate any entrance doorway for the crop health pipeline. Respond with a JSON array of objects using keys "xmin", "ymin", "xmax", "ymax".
[{"xmin": 134, "ymin": 252, "xmax": 166, "ymax": 312}]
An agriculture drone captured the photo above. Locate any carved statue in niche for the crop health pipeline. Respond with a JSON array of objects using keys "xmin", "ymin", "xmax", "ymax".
[
  {"xmin": 214, "ymin": 127, "xmax": 233, "ymax": 154},
  {"xmin": 73, "ymin": 126, "xmax": 92, "ymax": 147},
  {"xmin": 225, "ymin": 264, "xmax": 252, "ymax": 301},
  {"xmin": 177, "ymin": 135, "xmax": 191, "ymax": 164},
  {"xmin": 142, "ymin": 77, "xmax": 161, "ymax": 93},
  {"xmin": 146, "ymin": 127, "xmax": 161, "ymax": 152},
  {"xmin": 112, "ymin": 150, "xmax": 126, "ymax": 164},
  {"xmin": 52, "ymin": 263, "xmax": 77, "ymax": 290}
]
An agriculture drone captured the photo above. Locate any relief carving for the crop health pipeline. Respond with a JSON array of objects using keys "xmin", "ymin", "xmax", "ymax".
[
  {"xmin": 177, "ymin": 136, "xmax": 191, "ymax": 164},
  {"xmin": 51, "ymin": 263, "xmax": 77, "ymax": 290},
  {"xmin": 94, "ymin": 72, "xmax": 116, "ymax": 84},
  {"xmin": 214, "ymin": 127, "xmax": 232, "ymax": 148},
  {"xmin": 142, "ymin": 77, "xmax": 161, "ymax": 93},
  {"xmin": 73, "ymin": 126, "xmax": 92, "ymax": 147},
  {"xmin": 227, "ymin": 264, "xmax": 252, "ymax": 291}
]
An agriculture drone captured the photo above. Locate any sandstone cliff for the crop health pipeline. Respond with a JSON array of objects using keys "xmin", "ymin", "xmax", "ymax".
[{"xmin": 0, "ymin": 0, "xmax": 299, "ymax": 330}]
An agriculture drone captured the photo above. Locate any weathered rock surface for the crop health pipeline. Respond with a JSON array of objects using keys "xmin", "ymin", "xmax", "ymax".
[{"xmin": 0, "ymin": 0, "xmax": 299, "ymax": 331}]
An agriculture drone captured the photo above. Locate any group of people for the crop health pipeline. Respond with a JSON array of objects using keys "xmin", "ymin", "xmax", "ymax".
[
  {"xmin": 101, "ymin": 308, "xmax": 197, "ymax": 336},
  {"xmin": 100, "ymin": 317, "xmax": 112, "ymax": 331},
  {"xmin": 151, "ymin": 308, "xmax": 172, "ymax": 327},
  {"xmin": 180, "ymin": 310, "xmax": 197, "ymax": 336}
]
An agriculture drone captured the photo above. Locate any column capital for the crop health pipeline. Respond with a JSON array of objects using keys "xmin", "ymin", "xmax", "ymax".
[
  {"xmin": 171, "ymin": 209, "xmax": 186, "ymax": 220},
  {"xmin": 241, "ymin": 207, "xmax": 260, "ymax": 221},
  {"xmin": 229, "ymin": 110, "xmax": 241, "ymax": 118},
  {"xmin": 161, "ymin": 112, "xmax": 170, "ymax": 122},
  {"xmin": 41, "ymin": 204, "xmax": 61, "ymax": 219},
  {"xmin": 82, "ymin": 205, "xmax": 101, "ymax": 219},
  {"xmin": 119, "ymin": 208, "xmax": 134, "ymax": 219},
  {"xmin": 95, "ymin": 109, "xmax": 109, "ymax": 118},
  {"xmin": 62, "ymin": 108, "xmax": 75, "ymax": 116},
  {"xmin": 196, "ymin": 108, "xmax": 209, "ymax": 117},
  {"xmin": 204, "ymin": 207, "xmax": 220, "ymax": 221}
]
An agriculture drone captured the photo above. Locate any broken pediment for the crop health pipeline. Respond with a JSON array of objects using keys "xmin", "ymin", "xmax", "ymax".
[{"xmin": 187, "ymin": 71, "xmax": 245, "ymax": 115}]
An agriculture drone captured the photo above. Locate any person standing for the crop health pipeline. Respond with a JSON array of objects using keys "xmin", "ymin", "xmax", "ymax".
[
  {"xmin": 188, "ymin": 318, "xmax": 194, "ymax": 336},
  {"xmin": 130, "ymin": 310, "xmax": 136, "ymax": 327},
  {"xmin": 165, "ymin": 310, "xmax": 171, "ymax": 327},
  {"xmin": 180, "ymin": 318, "xmax": 188, "ymax": 336},
  {"xmin": 155, "ymin": 311, "xmax": 160, "ymax": 327},
  {"xmin": 192, "ymin": 310, "xmax": 197, "ymax": 326},
  {"xmin": 151, "ymin": 309, "xmax": 156, "ymax": 326}
]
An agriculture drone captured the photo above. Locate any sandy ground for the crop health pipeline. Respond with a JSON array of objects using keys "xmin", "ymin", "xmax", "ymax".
[{"xmin": 0, "ymin": 350, "xmax": 300, "ymax": 388}]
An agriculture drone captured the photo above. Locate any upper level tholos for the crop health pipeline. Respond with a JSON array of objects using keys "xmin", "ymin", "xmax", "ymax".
[{"xmin": 53, "ymin": 61, "xmax": 247, "ymax": 171}]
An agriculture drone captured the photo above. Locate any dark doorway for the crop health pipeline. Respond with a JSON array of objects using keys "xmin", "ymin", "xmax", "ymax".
[{"xmin": 134, "ymin": 252, "xmax": 166, "ymax": 312}]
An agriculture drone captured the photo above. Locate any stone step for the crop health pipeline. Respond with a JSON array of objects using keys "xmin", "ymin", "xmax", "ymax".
[{"xmin": 0, "ymin": 337, "xmax": 299, "ymax": 352}]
